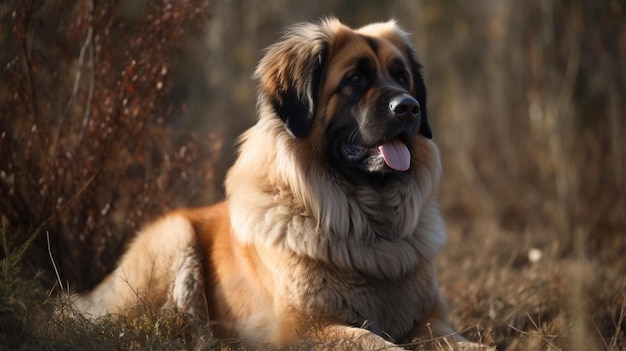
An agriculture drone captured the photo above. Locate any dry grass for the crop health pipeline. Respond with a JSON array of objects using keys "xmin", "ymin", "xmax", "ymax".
[
  {"xmin": 439, "ymin": 220, "xmax": 626, "ymax": 351},
  {"xmin": 1, "ymin": 214, "xmax": 624, "ymax": 350}
]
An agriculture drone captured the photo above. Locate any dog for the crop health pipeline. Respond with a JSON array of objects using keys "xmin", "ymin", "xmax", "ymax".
[{"xmin": 74, "ymin": 18, "xmax": 489, "ymax": 350}]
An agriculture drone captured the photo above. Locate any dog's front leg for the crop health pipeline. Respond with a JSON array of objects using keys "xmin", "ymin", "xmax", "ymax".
[{"xmin": 304, "ymin": 324, "xmax": 404, "ymax": 351}]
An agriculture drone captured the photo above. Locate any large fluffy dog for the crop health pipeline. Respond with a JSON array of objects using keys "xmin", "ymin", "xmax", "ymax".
[{"xmin": 75, "ymin": 18, "xmax": 486, "ymax": 350}]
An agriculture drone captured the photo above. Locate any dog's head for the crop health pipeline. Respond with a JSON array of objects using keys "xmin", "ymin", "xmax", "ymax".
[{"xmin": 255, "ymin": 18, "xmax": 431, "ymax": 183}]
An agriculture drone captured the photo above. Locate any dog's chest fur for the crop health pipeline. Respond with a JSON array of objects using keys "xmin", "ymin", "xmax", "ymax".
[{"xmin": 276, "ymin": 253, "xmax": 439, "ymax": 342}]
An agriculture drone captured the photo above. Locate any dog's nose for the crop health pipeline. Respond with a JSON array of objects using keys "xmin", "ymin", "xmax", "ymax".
[{"xmin": 389, "ymin": 96, "xmax": 420, "ymax": 121}]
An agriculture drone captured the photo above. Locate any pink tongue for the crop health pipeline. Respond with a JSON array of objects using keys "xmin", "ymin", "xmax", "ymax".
[{"xmin": 378, "ymin": 139, "xmax": 411, "ymax": 171}]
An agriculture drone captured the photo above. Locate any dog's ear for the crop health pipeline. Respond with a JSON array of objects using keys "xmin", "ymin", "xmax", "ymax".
[
  {"xmin": 254, "ymin": 22, "xmax": 330, "ymax": 138},
  {"xmin": 406, "ymin": 51, "xmax": 432, "ymax": 139}
]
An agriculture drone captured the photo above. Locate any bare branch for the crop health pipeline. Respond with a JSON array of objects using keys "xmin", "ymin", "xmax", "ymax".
[{"xmin": 78, "ymin": 0, "xmax": 96, "ymax": 144}]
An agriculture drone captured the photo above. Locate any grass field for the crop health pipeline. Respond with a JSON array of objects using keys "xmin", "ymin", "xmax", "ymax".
[
  {"xmin": 1, "ymin": 213, "xmax": 624, "ymax": 350},
  {"xmin": 440, "ymin": 219, "xmax": 626, "ymax": 351}
]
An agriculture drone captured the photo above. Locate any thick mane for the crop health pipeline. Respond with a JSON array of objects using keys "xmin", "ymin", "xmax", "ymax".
[{"xmin": 226, "ymin": 114, "xmax": 445, "ymax": 279}]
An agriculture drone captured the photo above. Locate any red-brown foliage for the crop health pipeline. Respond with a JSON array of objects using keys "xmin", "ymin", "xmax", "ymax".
[{"xmin": 1, "ymin": 0, "xmax": 214, "ymax": 291}]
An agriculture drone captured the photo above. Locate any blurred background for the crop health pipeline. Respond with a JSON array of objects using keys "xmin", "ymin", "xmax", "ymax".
[{"xmin": 0, "ymin": 1, "xmax": 624, "ymax": 348}]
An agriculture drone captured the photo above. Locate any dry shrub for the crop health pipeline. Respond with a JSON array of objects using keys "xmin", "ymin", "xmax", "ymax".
[{"xmin": 0, "ymin": 0, "xmax": 213, "ymax": 291}]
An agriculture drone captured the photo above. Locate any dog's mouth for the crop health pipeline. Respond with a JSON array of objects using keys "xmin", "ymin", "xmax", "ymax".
[{"xmin": 342, "ymin": 138, "xmax": 411, "ymax": 172}]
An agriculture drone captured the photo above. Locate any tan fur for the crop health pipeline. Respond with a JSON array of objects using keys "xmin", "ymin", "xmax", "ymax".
[{"xmin": 74, "ymin": 18, "xmax": 491, "ymax": 350}]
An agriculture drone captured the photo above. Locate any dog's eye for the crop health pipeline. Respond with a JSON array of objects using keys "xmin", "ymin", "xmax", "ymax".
[
  {"xmin": 396, "ymin": 74, "xmax": 408, "ymax": 85},
  {"xmin": 349, "ymin": 74, "xmax": 361, "ymax": 83}
]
